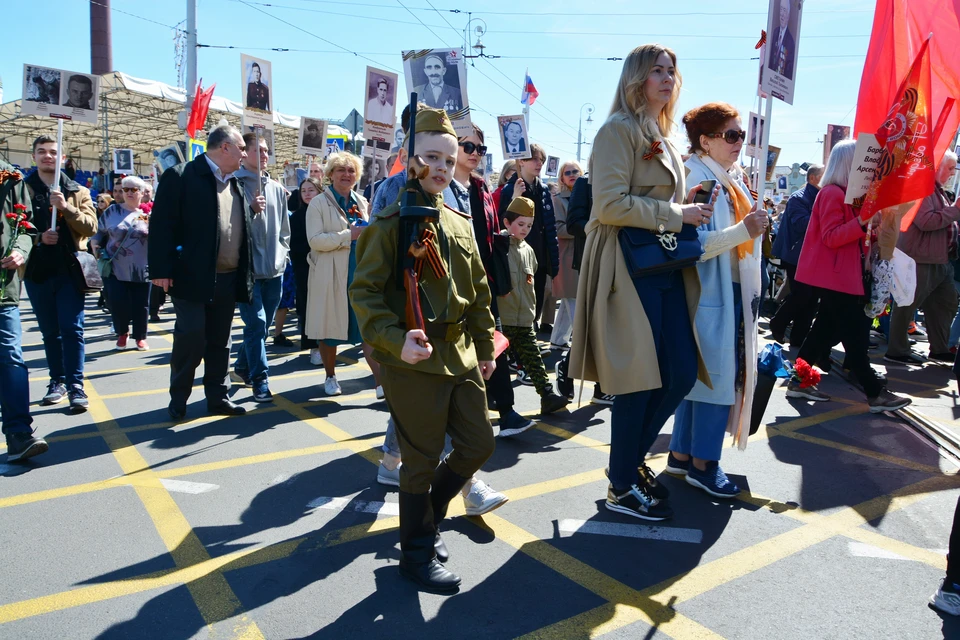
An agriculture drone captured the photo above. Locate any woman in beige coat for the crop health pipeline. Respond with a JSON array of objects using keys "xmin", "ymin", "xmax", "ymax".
[
  {"xmin": 549, "ymin": 160, "xmax": 583, "ymax": 348},
  {"xmin": 305, "ymin": 152, "xmax": 380, "ymax": 397},
  {"xmin": 569, "ymin": 44, "xmax": 715, "ymax": 522}
]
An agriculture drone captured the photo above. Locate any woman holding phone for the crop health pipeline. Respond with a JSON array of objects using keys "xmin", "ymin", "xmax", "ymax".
[
  {"xmin": 570, "ymin": 44, "xmax": 715, "ymax": 521},
  {"xmin": 665, "ymin": 103, "xmax": 767, "ymax": 499}
]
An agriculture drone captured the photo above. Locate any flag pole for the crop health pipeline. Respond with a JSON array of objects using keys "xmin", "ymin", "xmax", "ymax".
[
  {"xmin": 522, "ymin": 67, "xmax": 530, "ymax": 129},
  {"xmin": 51, "ymin": 117, "xmax": 64, "ymax": 230}
]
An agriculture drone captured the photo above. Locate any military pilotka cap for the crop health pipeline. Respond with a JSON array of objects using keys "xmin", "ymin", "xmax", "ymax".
[
  {"xmin": 507, "ymin": 196, "xmax": 535, "ymax": 217},
  {"xmin": 414, "ymin": 107, "xmax": 457, "ymax": 137}
]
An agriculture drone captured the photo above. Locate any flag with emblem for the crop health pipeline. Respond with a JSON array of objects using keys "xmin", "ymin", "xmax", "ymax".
[
  {"xmin": 520, "ymin": 69, "xmax": 539, "ymax": 106},
  {"xmin": 860, "ymin": 37, "xmax": 936, "ymax": 227}
]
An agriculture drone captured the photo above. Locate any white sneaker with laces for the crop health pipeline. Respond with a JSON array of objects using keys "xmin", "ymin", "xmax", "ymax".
[
  {"xmin": 310, "ymin": 349, "xmax": 323, "ymax": 366},
  {"xmin": 462, "ymin": 479, "xmax": 509, "ymax": 516},
  {"xmin": 377, "ymin": 461, "xmax": 401, "ymax": 487},
  {"xmin": 324, "ymin": 376, "xmax": 342, "ymax": 396},
  {"xmin": 930, "ymin": 578, "xmax": 960, "ymax": 616},
  {"xmin": 376, "ymin": 385, "xmax": 384, "ymax": 400}
]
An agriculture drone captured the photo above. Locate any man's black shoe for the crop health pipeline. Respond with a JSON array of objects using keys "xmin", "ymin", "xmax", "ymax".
[
  {"xmin": 207, "ymin": 399, "xmax": 246, "ymax": 416},
  {"xmin": 435, "ymin": 533, "xmax": 449, "ymax": 563},
  {"xmin": 149, "ymin": 314, "xmax": 162, "ymax": 323},
  {"xmin": 168, "ymin": 403, "xmax": 187, "ymax": 421},
  {"xmin": 399, "ymin": 558, "xmax": 461, "ymax": 593},
  {"xmin": 5, "ymin": 432, "xmax": 49, "ymax": 462}
]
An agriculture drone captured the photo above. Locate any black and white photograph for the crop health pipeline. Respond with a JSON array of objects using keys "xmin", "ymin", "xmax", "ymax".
[
  {"xmin": 362, "ymin": 66, "xmax": 399, "ymax": 158},
  {"xmin": 22, "ymin": 64, "xmax": 100, "ymax": 124},
  {"xmin": 297, "ymin": 117, "xmax": 328, "ymax": 156},
  {"xmin": 546, "ymin": 156, "xmax": 560, "ymax": 177},
  {"xmin": 497, "ymin": 115, "xmax": 531, "ymax": 160},
  {"xmin": 484, "ymin": 154, "xmax": 494, "ymax": 176},
  {"xmin": 113, "ymin": 148, "xmax": 134, "ymax": 174},
  {"xmin": 23, "ymin": 66, "xmax": 60, "ymax": 105},
  {"xmin": 153, "ymin": 144, "xmax": 184, "ymax": 173},
  {"xmin": 390, "ymin": 125, "xmax": 405, "ymax": 153},
  {"xmin": 745, "ymin": 111, "xmax": 767, "ymax": 158},
  {"xmin": 766, "ymin": 145, "xmax": 782, "ymax": 181},
  {"xmin": 360, "ymin": 155, "xmax": 388, "ymax": 194},
  {"xmin": 241, "ymin": 53, "xmax": 273, "ymax": 128},
  {"xmin": 402, "ymin": 48, "xmax": 472, "ymax": 135},
  {"xmin": 761, "ymin": 0, "xmax": 804, "ymax": 105},
  {"xmin": 283, "ymin": 163, "xmax": 300, "ymax": 189}
]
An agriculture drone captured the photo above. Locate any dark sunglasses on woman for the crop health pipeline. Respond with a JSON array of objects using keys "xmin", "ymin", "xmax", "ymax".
[
  {"xmin": 707, "ymin": 129, "xmax": 747, "ymax": 144},
  {"xmin": 563, "ymin": 169, "xmax": 581, "ymax": 177},
  {"xmin": 459, "ymin": 141, "xmax": 487, "ymax": 156}
]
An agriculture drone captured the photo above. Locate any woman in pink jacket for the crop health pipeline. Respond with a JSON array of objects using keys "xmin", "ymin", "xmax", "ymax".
[{"xmin": 791, "ymin": 140, "xmax": 911, "ymax": 413}]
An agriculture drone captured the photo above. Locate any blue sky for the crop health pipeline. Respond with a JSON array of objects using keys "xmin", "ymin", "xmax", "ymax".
[{"xmin": 3, "ymin": 0, "xmax": 875, "ymax": 170}]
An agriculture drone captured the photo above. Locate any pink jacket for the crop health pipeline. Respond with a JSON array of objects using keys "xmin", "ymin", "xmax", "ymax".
[{"xmin": 795, "ymin": 184, "xmax": 867, "ymax": 296}]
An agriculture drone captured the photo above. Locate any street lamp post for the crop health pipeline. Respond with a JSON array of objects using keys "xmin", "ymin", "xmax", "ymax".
[{"xmin": 577, "ymin": 103, "xmax": 595, "ymax": 163}]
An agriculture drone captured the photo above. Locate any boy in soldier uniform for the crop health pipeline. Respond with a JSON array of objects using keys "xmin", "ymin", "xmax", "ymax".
[{"xmin": 350, "ymin": 108, "xmax": 497, "ymax": 594}]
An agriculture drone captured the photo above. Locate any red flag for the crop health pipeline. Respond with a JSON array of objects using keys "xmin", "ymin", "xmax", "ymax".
[
  {"xmin": 186, "ymin": 81, "xmax": 215, "ymax": 139},
  {"xmin": 860, "ymin": 38, "xmax": 936, "ymax": 225},
  {"xmin": 855, "ymin": 0, "xmax": 960, "ymax": 165},
  {"xmin": 388, "ymin": 154, "xmax": 404, "ymax": 176}
]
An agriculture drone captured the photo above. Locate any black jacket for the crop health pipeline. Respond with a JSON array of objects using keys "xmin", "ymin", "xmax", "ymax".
[
  {"xmin": 497, "ymin": 174, "xmax": 560, "ymax": 277},
  {"xmin": 148, "ymin": 154, "xmax": 254, "ymax": 304},
  {"xmin": 566, "ymin": 176, "xmax": 593, "ymax": 271}
]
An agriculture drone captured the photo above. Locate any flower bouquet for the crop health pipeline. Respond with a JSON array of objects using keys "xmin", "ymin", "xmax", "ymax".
[
  {"xmin": 788, "ymin": 357, "xmax": 821, "ymax": 389},
  {"xmin": 1, "ymin": 204, "xmax": 36, "ymax": 301}
]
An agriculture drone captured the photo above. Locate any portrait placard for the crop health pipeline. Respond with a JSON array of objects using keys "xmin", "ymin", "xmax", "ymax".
[
  {"xmin": 498, "ymin": 115, "xmax": 531, "ymax": 161},
  {"xmin": 760, "ymin": 0, "xmax": 804, "ymax": 105},
  {"xmin": 823, "ymin": 124, "xmax": 851, "ymax": 165},
  {"xmin": 298, "ymin": 117, "xmax": 328, "ymax": 156},
  {"xmin": 240, "ymin": 54, "xmax": 273, "ymax": 128},
  {"xmin": 545, "ymin": 156, "xmax": 560, "ymax": 177},
  {"xmin": 21, "ymin": 65, "xmax": 100, "ymax": 124},
  {"xmin": 765, "ymin": 145, "xmax": 781, "ymax": 181},
  {"xmin": 153, "ymin": 144, "xmax": 184, "ymax": 173},
  {"xmin": 402, "ymin": 48, "xmax": 472, "ymax": 135},
  {"xmin": 363, "ymin": 66, "xmax": 398, "ymax": 155},
  {"xmin": 844, "ymin": 134, "xmax": 883, "ymax": 204},
  {"xmin": 746, "ymin": 111, "xmax": 767, "ymax": 159},
  {"xmin": 113, "ymin": 149, "xmax": 134, "ymax": 174}
]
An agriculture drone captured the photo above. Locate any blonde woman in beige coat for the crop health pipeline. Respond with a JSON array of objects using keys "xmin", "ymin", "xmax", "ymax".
[
  {"xmin": 305, "ymin": 152, "xmax": 380, "ymax": 397},
  {"xmin": 569, "ymin": 44, "xmax": 714, "ymax": 522},
  {"xmin": 549, "ymin": 160, "xmax": 583, "ymax": 348}
]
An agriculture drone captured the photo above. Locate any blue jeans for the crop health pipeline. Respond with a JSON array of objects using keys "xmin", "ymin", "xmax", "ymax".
[
  {"xmin": 25, "ymin": 273, "xmax": 85, "ymax": 388},
  {"xmin": 0, "ymin": 306, "xmax": 31, "ymax": 435},
  {"xmin": 608, "ymin": 271, "xmax": 698, "ymax": 490},
  {"xmin": 235, "ymin": 276, "xmax": 283, "ymax": 382},
  {"xmin": 106, "ymin": 276, "xmax": 151, "ymax": 340}
]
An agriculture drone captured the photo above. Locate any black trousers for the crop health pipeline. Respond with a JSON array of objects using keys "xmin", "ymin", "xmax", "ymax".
[
  {"xmin": 292, "ymin": 256, "xmax": 317, "ymax": 349},
  {"xmin": 769, "ymin": 262, "xmax": 820, "ymax": 347},
  {"xmin": 949, "ymin": 494, "xmax": 960, "ymax": 583},
  {"xmin": 169, "ymin": 272, "xmax": 237, "ymax": 406},
  {"xmin": 484, "ymin": 295, "xmax": 515, "ymax": 412},
  {"xmin": 150, "ymin": 285, "xmax": 166, "ymax": 315},
  {"xmin": 534, "ymin": 265, "xmax": 548, "ymax": 321},
  {"xmin": 798, "ymin": 288, "xmax": 883, "ymax": 398}
]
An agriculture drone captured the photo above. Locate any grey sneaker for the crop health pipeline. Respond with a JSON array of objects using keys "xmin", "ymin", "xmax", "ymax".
[
  {"xmin": 868, "ymin": 390, "xmax": 911, "ymax": 413},
  {"xmin": 785, "ymin": 380, "xmax": 830, "ymax": 402},
  {"xmin": 462, "ymin": 479, "xmax": 509, "ymax": 516},
  {"xmin": 930, "ymin": 578, "xmax": 960, "ymax": 616},
  {"xmin": 41, "ymin": 380, "xmax": 67, "ymax": 406},
  {"xmin": 5, "ymin": 432, "xmax": 49, "ymax": 462},
  {"xmin": 377, "ymin": 461, "xmax": 400, "ymax": 487},
  {"xmin": 68, "ymin": 386, "xmax": 89, "ymax": 413}
]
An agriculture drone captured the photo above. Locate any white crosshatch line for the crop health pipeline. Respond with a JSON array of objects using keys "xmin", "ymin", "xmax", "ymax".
[
  {"xmin": 557, "ymin": 518, "xmax": 703, "ymax": 544},
  {"xmin": 308, "ymin": 496, "xmax": 400, "ymax": 517}
]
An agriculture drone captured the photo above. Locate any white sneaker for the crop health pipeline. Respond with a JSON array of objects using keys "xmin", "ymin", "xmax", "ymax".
[
  {"xmin": 310, "ymin": 349, "xmax": 322, "ymax": 366},
  {"xmin": 377, "ymin": 461, "xmax": 401, "ymax": 487},
  {"xmin": 930, "ymin": 578, "xmax": 960, "ymax": 616},
  {"xmin": 324, "ymin": 376, "xmax": 342, "ymax": 396},
  {"xmin": 376, "ymin": 385, "xmax": 384, "ymax": 400},
  {"xmin": 462, "ymin": 479, "xmax": 509, "ymax": 516}
]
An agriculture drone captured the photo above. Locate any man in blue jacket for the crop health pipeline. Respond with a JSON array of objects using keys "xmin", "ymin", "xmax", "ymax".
[{"xmin": 769, "ymin": 164, "xmax": 823, "ymax": 347}]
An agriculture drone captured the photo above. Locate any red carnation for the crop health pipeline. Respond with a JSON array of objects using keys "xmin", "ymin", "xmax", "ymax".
[
  {"xmin": 4, "ymin": 213, "xmax": 15, "ymax": 219},
  {"xmin": 793, "ymin": 358, "xmax": 821, "ymax": 389},
  {"xmin": 13, "ymin": 204, "xmax": 27, "ymax": 212}
]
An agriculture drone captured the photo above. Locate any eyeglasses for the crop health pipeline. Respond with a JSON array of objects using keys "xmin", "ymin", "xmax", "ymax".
[
  {"xmin": 122, "ymin": 187, "xmax": 140, "ymax": 193},
  {"xmin": 459, "ymin": 141, "xmax": 487, "ymax": 156},
  {"xmin": 563, "ymin": 169, "xmax": 581, "ymax": 177},
  {"xmin": 707, "ymin": 129, "xmax": 747, "ymax": 144}
]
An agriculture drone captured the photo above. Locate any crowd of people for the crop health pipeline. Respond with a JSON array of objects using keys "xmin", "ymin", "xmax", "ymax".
[{"xmin": 1, "ymin": 42, "xmax": 959, "ymax": 607}]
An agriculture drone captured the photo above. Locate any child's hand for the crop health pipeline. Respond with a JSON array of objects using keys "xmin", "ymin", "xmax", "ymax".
[
  {"xmin": 400, "ymin": 330, "xmax": 433, "ymax": 364},
  {"xmin": 479, "ymin": 360, "xmax": 496, "ymax": 380}
]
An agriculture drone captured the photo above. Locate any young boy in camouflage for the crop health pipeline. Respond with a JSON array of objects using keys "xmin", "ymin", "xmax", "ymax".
[
  {"xmin": 498, "ymin": 196, "xmax": 569, "ymax": 418},
  {"xmin": 350, "ymin": 108, "xmax": 497, "ymax": 594}
]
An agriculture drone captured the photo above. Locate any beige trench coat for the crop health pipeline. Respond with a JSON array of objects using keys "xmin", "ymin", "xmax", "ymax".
[
  {"xmin": 569, "ymin": 113, "xmax": 711, "ymax": 396},
  {"xmin": 305, "ymin": 188, "xmax": 369, "ymax": 340}
]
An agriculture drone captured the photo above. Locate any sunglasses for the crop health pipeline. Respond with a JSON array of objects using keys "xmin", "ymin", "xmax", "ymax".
[
  {"xmin": 707, "ymin": 129, "xmax": 747, "ymax": 144},
  {"xmin": 563, "ymin": 169, "xmax": 581, "ymax": 177},
  {"xmin": 122, "ymin": 187, "xmax": 140, "ymax": 193},
  {"xmin": 459, "ymin": 141, "xmax": 487, "ymax": 156}
]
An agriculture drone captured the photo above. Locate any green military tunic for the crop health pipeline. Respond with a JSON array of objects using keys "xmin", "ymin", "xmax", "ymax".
[{"xmin": 350, "ymin": 189, "xmax": 496, "ymax": 375}]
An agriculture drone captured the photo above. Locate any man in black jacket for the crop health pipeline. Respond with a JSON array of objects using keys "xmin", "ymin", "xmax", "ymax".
[{"xmin": 149, "ymin": 125, "xmax": 258, "ymax": 420}]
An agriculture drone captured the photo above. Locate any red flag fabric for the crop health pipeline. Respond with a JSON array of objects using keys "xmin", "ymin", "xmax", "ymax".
[
  {"xmin": 388, "ymin": 154, "xmax": 404, "ymax": 176},
  {"xmin": 186, "ymin": 81, "xmax": 216, "ymax": 139},
  {"xmin": 855, "ymin": 0, "xmax": 960, "ymax": 165},
  {"xmin": 860, "ymin": 38, "xmax": 936, "ymax": 225}
]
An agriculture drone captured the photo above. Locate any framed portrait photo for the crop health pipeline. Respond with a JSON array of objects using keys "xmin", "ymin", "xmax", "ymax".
[{"xmin": 497, "ymin": 115, "xmax": 531, "ymax": 160}]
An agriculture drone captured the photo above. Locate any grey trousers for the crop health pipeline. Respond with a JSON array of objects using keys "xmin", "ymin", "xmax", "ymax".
[{"xmin": 888, "ymin": 262, "xmax": 958, "ymax": 356}]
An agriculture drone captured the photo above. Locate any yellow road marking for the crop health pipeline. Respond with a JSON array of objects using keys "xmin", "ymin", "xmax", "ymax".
[
  {"xmin": 83, "ymin": 383, "xmax": 265, "ymax": 638},
  {"xmin": 272, "ymin": 395, "xmax": 382, "ymax": 465},
  {"xmin": 29, "ymin": 363, "xmax": 165, "ymax": 383}
]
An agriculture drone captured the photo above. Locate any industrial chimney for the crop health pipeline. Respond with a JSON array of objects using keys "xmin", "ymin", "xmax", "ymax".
[{"xmin": 90, "ymin": 0, "xmax": 113, "ymax": 75}]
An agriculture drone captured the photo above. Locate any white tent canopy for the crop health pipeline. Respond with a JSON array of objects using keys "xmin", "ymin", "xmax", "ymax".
[{"xmin": 0, "ymin": 71, "xmax": 348, "ymax": 176}]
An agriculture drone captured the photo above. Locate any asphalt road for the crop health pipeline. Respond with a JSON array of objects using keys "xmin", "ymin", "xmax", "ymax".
[{"xmin": 2, "ymin": 298, "xmax": 959, "ymax": 640}]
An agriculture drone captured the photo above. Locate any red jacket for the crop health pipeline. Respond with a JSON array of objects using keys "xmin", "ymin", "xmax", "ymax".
[{"xmin": 795, "ymin": 184, "xmax": 867, "ymax": 296}]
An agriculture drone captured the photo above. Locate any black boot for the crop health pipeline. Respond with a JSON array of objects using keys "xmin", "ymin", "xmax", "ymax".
[
  {"xmin": 430, "ymin": 461, "xmax": 472, "ymax": 563},
  {"xmin": 398, "ymin": 490, "xmax": 461, "ymax": 594}
]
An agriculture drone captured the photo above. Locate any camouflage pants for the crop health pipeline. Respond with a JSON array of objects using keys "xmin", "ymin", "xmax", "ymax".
[{"xmin": 502, "ymin": 325, "xmax": 549, "ymax": 395}]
